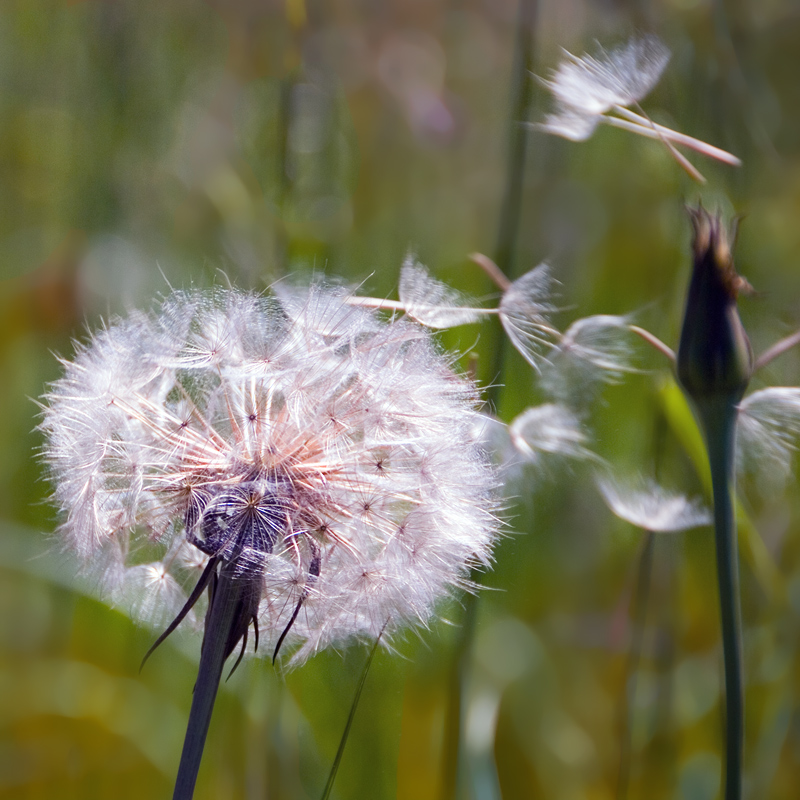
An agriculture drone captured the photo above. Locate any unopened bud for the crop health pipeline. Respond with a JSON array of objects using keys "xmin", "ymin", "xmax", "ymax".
[{"xmin": 677, "ymin": 207, "xmax": 753, "ymax": 404}]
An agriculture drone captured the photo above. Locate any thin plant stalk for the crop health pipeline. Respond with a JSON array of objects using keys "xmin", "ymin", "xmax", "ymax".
[
  {"xmin": 493, "ymin": 0, "xmax": 538, "ymax": 281},
  {"xmin": 617, "ymin": 531, "xmax": 655, "ymax": 800},
  {"xmin": 320, "ymin": 632, "xmax": 384, "ymax": 800},
  {"xmin": 754, "ymin": 329, "xmax": 800, "ymax": 371},
  {"xmin": 173, "ymin": 564, "xmax": 246, "ymax": 800},
  {"xmin": 698, "ymin": 398, "xmax": 744, "ymax": 800},
  {"xmin": 440, "ymin": 591, "xmax": 480, "ymax": 800},
  {"xmin": 486, "ymin": 0, "xmax": 538, "ymax": 412},
  {"xmin": 676, "ymin": 208, "xmax": 751, "ymax": 800},
  {"xmin": 629, "ymin": 325, "xmax": 675, "ymax": 363},
  {"xmin": 439, "ymin": 2, "xmax": 538, "ymax": 797}
]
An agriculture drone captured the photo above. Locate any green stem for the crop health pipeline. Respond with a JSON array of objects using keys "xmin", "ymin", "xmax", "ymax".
[
  {"xmin": 698, "ymin": 398, "xmax": 743, "ymax": 800},
  {"xmin": 440, "ymin": 2, "xmax": 538, "ymax": 793},
  {"xmin": 439, "ymin": 588, "xmax": 479, "ymax": 800},
  {"xmin": 320, "ymin": 632, "xmax": 383, "ymax": 800},
  {"xmin": 485, "ymin": 0, "xmax": 538, "ymax": 412},
  {"xmin": 493, "ymin": 0, "xmax": 537, "ymax": 278},
  {"xmin": 616, "ymin": 530, "xmax": 655, "ymax": 800},
  {"xmin": 173, "ymin": 563, "xmax": 241, "ymax": 800}
]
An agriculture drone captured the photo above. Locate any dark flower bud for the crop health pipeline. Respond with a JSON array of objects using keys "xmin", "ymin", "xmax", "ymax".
[{"xmin": 677, "ymin": 207, "xmax": 753, "ymax": 405}]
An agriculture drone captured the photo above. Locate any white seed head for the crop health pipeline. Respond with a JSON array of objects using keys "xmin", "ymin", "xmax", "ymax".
[
  {"xmin": 509, "ymin": 404, "xmax": 598, "ymax": 468},
  {"xmin": 737, "ymin": 387, "xmax": 800, "ymax": 493},
  {"xmin": 499, "ymin": 263, "xmax": 558, "ymax": 372},
  {"xmin": 596, "ymin": 473, "xmax": 711, "ymax": 533},
  {"xmin": 541, "ymin": 314, "xmax": 637, "ymax": 405},
  {"xmin": 543, "ymin": 36, "xmax": 670, "ymax": 118},
  {"xmin": 41, "ymin": 285, "xmax": 500, "ymax": 664},
  {"xmin": 398, "ymin": 256, "xmax": 483, "ymax": 329}
]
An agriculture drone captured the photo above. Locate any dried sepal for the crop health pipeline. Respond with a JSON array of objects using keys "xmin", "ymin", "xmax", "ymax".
[{"xmin": 677, "ymin": 207, "xmax": 753, "ymax": 404}]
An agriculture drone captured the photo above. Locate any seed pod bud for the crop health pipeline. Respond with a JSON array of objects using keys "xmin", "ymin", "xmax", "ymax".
[{"xmin": 677, "ymin": 207, "xmax": 753, "ymax": 404}]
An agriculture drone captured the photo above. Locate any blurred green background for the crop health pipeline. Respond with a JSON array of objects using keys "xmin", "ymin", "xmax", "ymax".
[{"xmin": 3, "ymin": 0, "xmax": 800, "ymax": 798}]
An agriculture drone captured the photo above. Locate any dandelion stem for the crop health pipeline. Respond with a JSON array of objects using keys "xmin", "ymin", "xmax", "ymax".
[
  {"xmin": 755, "ymin": 328, "xmax": 800, "ymax": 371},
  {"xmin": 608, "ymin": 106, "xmax": 742, "ymax": 166},
  {"xmin": 698, "ymin": 398, "xmax": 744, "ymax": 800},
  {"xmin": 173, "ymin": 563, "xmax": 242, "ymax": 800},
  {"xmin": 469, "ymin": 252, "xmax": 512, "ymax": 292},
  {"xmin": 600, "ymin": 114, "xmax": 706, "ymax": 183},
  {"xmin": 629, "ymin": 325, "xmax": 675, "ymax": 363}
]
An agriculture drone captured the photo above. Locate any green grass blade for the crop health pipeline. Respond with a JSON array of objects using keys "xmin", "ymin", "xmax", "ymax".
[
  {"xmin": 320, "ymin": 631, "xmax": 384, "ymax": 800},
  {"xmin": 616, "ymin": 531, "xmax": 655, "ymax": 800}
]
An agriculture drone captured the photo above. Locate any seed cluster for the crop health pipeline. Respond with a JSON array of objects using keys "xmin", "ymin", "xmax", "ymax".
[{"xmin": 42, "ymin": 285, "xmax": 499, "ymax": 663}]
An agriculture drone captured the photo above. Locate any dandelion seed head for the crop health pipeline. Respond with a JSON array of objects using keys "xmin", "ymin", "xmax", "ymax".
[
  {"xmin": 541, "ymin": 315, "xmax": 637, "ymax": 405},
  {"xmin": 398, "ymin": 256, "xmax": 483, "ymax": 328},
  {"xmin": 499, "ymin": 264, "xmax": 558, "ymax": 372},
  {"xmin": 596, "ymin": 474, "xmax": 711, "ymax": 532},
  {"xmin": 537, "ymin": 104, "xmax": 600, "ymax": 142},
  {"xmin": 509, "ymin": 404, "xmax": 598, "ymax": 469},
  {"xmin": 738, "ymin": 387, "xmax": 800, "ymax": 493},
  {"xmin": 42, "ymin": 285, "xmax": 500, "ymax": 664},
  {"xmin": 543, "ymin": 36, "xmax": 670, "ymax": 118}
]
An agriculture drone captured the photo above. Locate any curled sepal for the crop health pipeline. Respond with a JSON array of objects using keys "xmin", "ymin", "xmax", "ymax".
[
  {"xmin": 677, "ymin": 207, "xmax": 753, "ymax": 405},
  {"xmin": 596, "ymin": 473, "xmax": 711, "ymax": 533}
]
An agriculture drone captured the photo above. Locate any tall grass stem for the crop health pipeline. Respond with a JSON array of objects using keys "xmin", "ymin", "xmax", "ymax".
[
  {"xmin": 320, "ymin": 633, "xmax": 384, "ymax": 800},
  {"xmin": 616, "ymin": 531, "xmax": 655, "ymax": 800},
  {"xmin": 486, "ymin": 0, "xmax": 538, "ymax": 410}
]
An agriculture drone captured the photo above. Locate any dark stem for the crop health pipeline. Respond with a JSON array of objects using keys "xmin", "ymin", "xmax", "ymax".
[
  {"xmin": 485, "ymin": 0, "xmax": 538, "ymax": 411},
  {"xmin": 699, "ymin": 399, "xmax": 744, "ymax": 800},
  {"xmin": 493, "ymin": 0, "xmax": 537, "ymax": 277},
  {"xmin": 173, "ymin": 562, "xmax": 243, "ymax": 800},
  {"xmin": 441, "ymin": 2, "xmax": 538, "ymax": 793}
]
